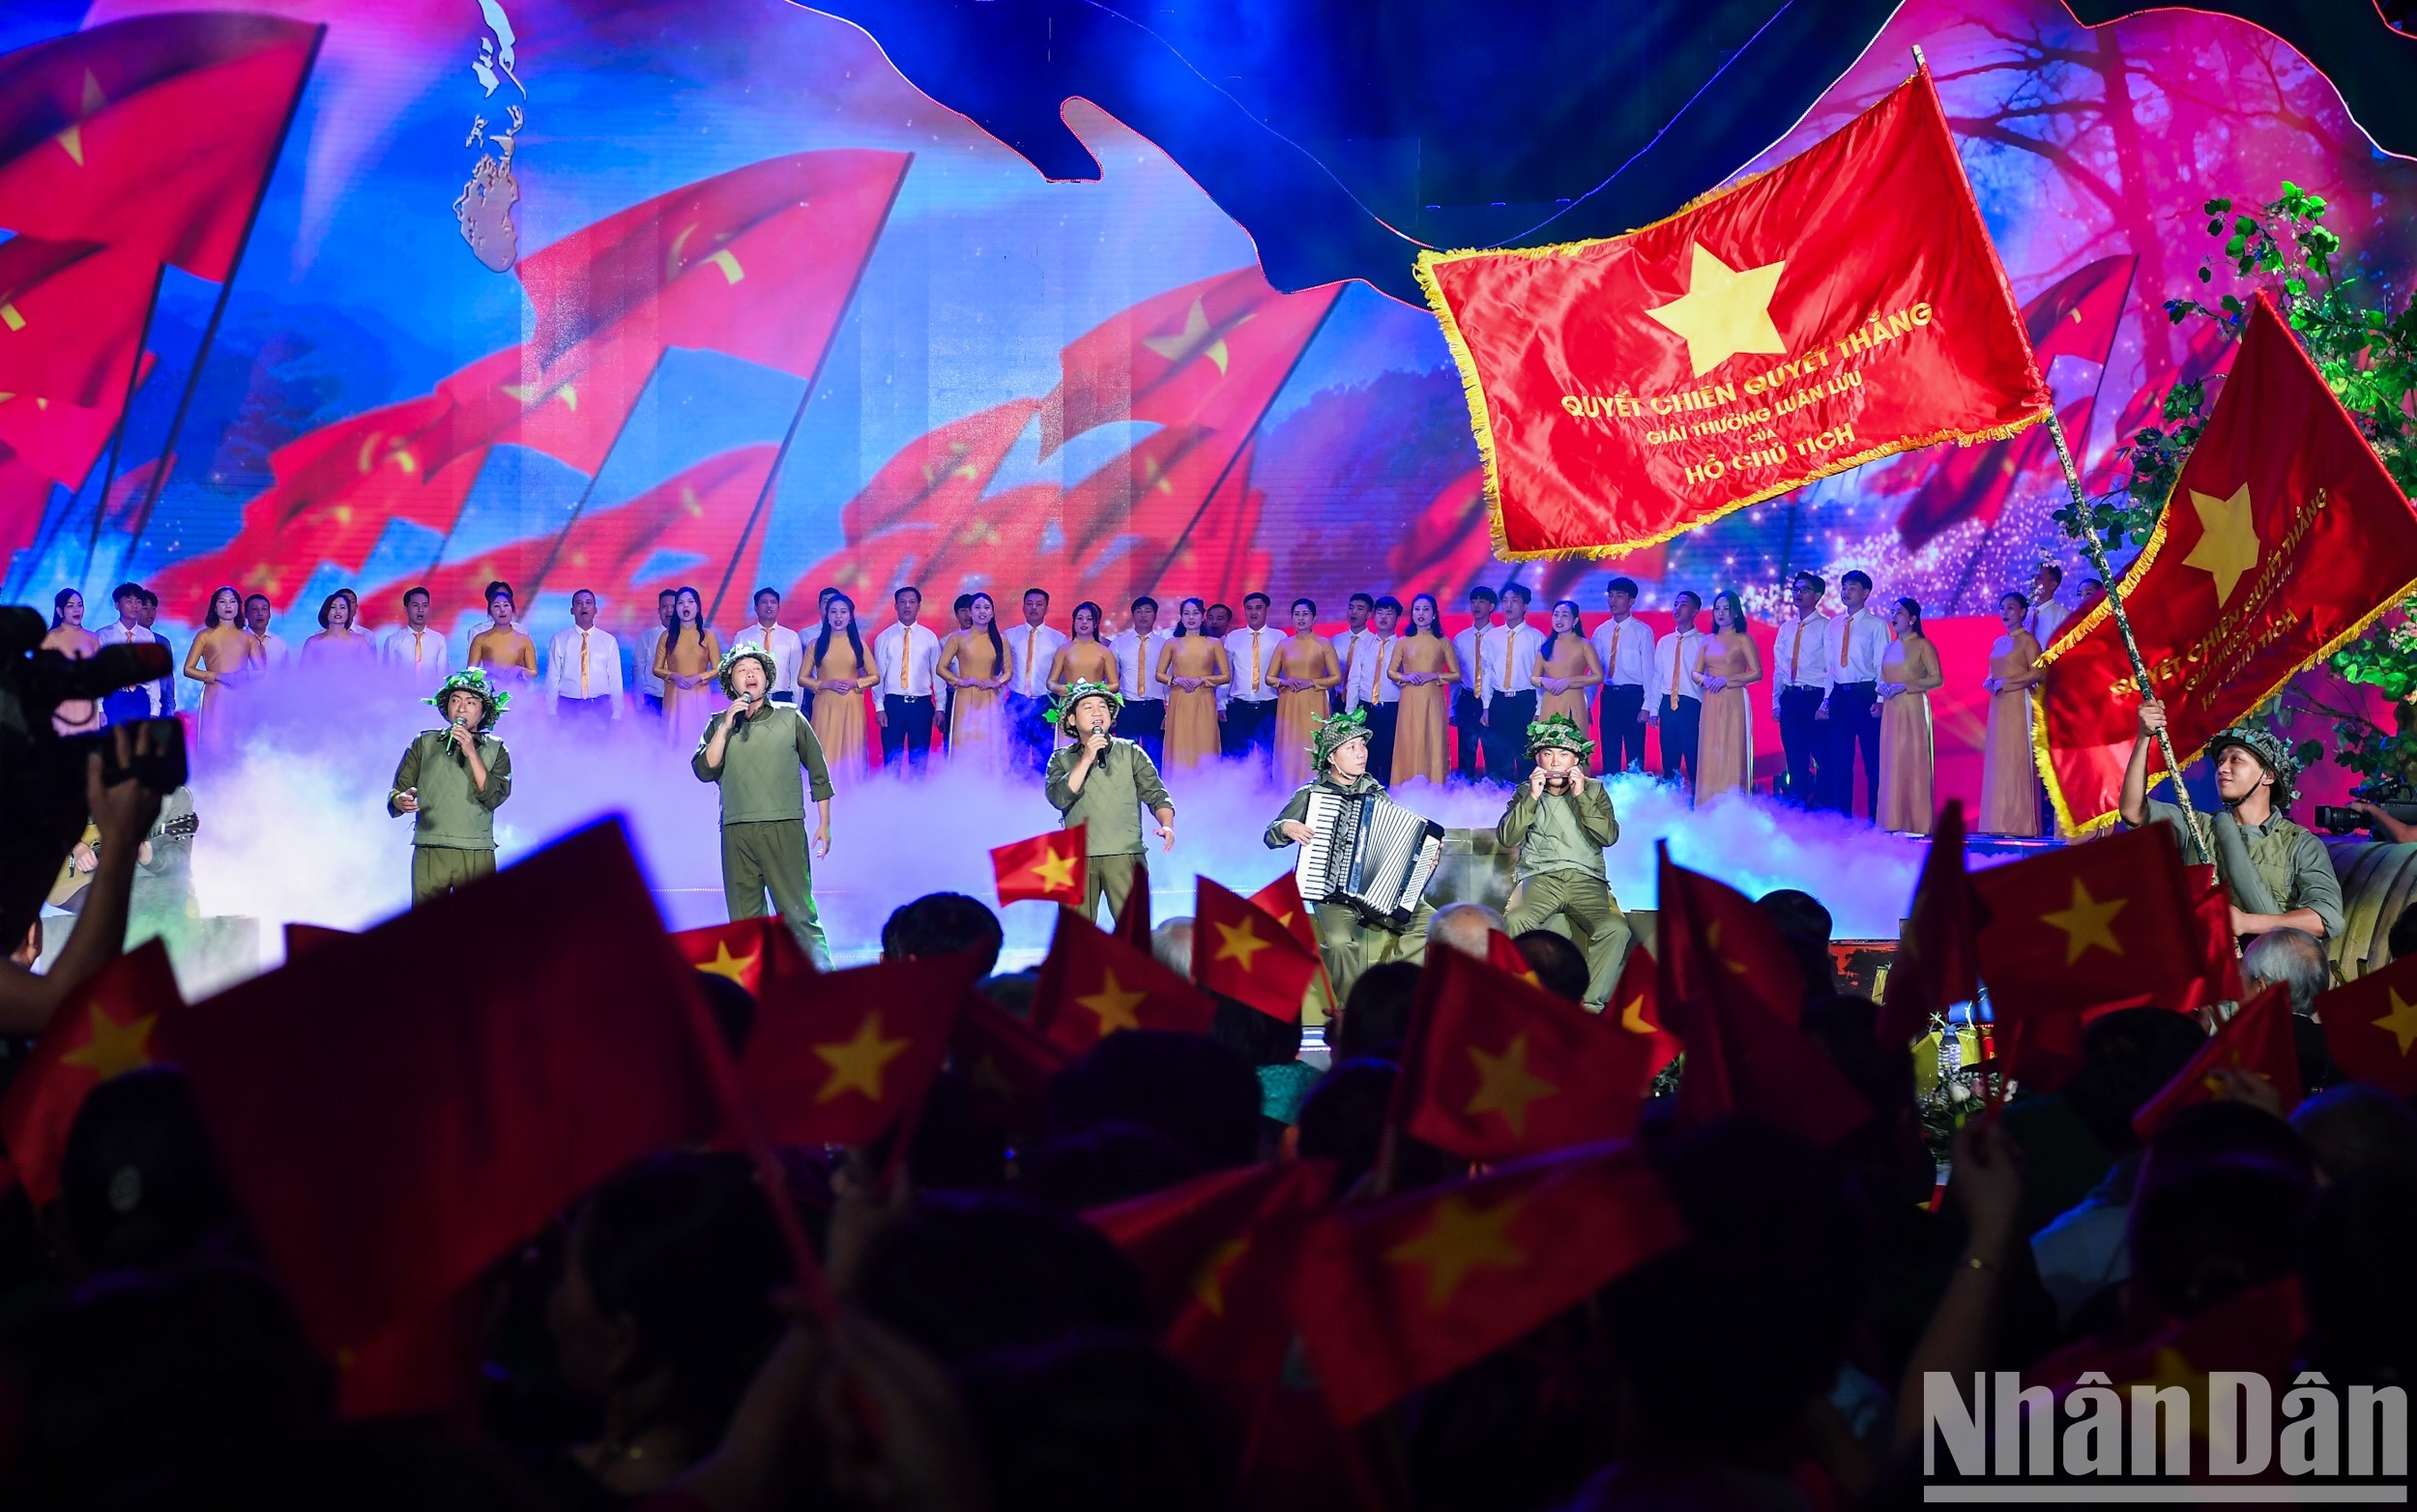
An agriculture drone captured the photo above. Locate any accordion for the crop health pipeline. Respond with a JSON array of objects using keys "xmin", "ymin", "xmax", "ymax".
[{"xmin": 1294, "ymin": 788, "xmax": 1446, "ymax": 929}]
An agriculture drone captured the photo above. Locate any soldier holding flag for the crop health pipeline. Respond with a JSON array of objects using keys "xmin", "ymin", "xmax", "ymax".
[{"xmin": 2120, "ymin": 707, "xmax": 2342, "ymax": 942}]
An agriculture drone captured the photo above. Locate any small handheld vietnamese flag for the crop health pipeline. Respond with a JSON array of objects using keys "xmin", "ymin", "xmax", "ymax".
[
  {"xmin": 1483, "ymin": 928, "xmax": 1541, "ymax": 984},
  {"xmin": 1114, "ymin": 858, "xmax": 1152, "ymax": 948},
  {"xmin": 0, "ymin": 940, "xmax": 181, "ymax": 1205},
  {"xmin": 1607, "ymin": 943, "xmax": 1682, "ymax": 1092},
  {"xmin": 2315, "ymin": 952, "xmax": 2417, "ymax": 1096},
  {"xmin": 950, "ymin": 994, "xmax": 1074, "ymax": 1130},
  {"xmin": 671, "ymin": 916, "xmax": 799, "ymax": 995},
  {"xmin": 1247, "ymin": 869, "xmax": 1320, "ymax": 956},
  {"xmin": 1193, "ymin": 875, "xmax": 1320, "ymax": 1023},
  {"xmin": 1396, "ymin": 942, "xmax": 1653, "ymax": 1161},
  {"xmin": 993, "ymin": 828, "xmax": 1088, "ymax": 909},
  {"xmin": 2131, "ymin": 984, "xmax": 2301, "ymax": 1140},
  {"xmin": 1033, "ymin": 909, "xmax": 1215, "ymax": 1055},
  {"xmin": 743, "ymin": 954, "xmax": 977, "ymax": 1147}
]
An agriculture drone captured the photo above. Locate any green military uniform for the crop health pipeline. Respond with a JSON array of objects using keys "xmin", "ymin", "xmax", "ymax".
[
  {"xmin": 389, "ymin": 669, "xmax": 514, "ymax": 904},
  {"xmin": 1499, "ymin": 788, "xmax": 1631, "ymax": 1008},
  {"xmin": 2138, "ymin": 724, "xmax": 2343, "ymax": 938},
  {"xmin": 693, "ymin": 648, "xmax": 835, "ymax": 966},
  {"xmin": 1265, "ymin": 710, "xmax": 1435, "ymax": 1004},
  {"xmin": 1043, "ymin": 681, "xmax": 1174, "ymax": 923}
]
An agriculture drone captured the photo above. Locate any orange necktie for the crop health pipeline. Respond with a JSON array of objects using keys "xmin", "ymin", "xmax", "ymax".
[
  {"xmin": 1341, "ymin": 632, "xmax": 1358, "ymax": 701},
  {"xmin": 1668, "ymin": 636, "xmax": 1680, "ymax": 711},
  {"xmin": 412, "ymin": 630, "xmax": 424, "ymax": 670},
  {"xmin": 1608, "ymin": 620, "xmax": 1620, "ymax": 677},
  {"xmin": 1250, "ymin": 629, "xmax": 1261, "ymax": 693},
  {"xmin": 1789, "ymin": 623, "xmax": 1801, "ymax": 683},
  {"xmin": 1839, "ymin": 613, "xmax": 1853, "ymax": 669},
  {"xmin": 1025, "ymin": 625, "xmax": 1036, "ymax": 693},
  {"xmin": 579, "ymin": 630, "xmax": 591, "ymax": 697}
]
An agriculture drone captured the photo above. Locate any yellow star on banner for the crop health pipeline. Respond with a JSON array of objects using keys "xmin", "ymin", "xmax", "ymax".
[
  {"xmin": 1140, "ymin": 296, "xmax": 1249, "ymax": 374},
  {"xmin": 0, "ymin": 303, "xmax": 24, "ymax": 333},
  {"xmin": 2374, "ymin": 989, "xmax": 2417, "ymax": 1056},
  {"xmin": 2042, "ymin": 880, "xmax": 2128, "ymax": 966},
  {"xmin": 1029, "ymin": 847, "xmax": 1080, "ymax": 894},
  {"xmin": 1383, "ymin": 1194, "xmax": 1528, "ymax": 1307},
  {"xmin": 1212, "ymin": 916, "xmax": 1273, "ymax": 974},
  {"xmin": 1464, "ymin": 1032, "xmax": 1559, "ymax": 1136},
  {"xmin": 813, "ymin": 1010, "xmax": 913, "ymax": 1104},
  {"xmin": 696, "ymin": 941, "xmax": 759, "ymax": 984},
  {"xmin": 1644, "ymin": 243, "xmax": 1788, "ymax": 378},
  {"xmin": 1076, "ymin": 971, "xmax": 1148, "ymax": 1035},
  {"xmin": 1192, "ymin": 1236, "xmax": 1250, "ymax": 1316},
  {"xmin": 55, "ymin": 69, "xmax": 105, "ymax": 166},
  {"xmin": 59, "ymin": 1006, "xmax": 158, "ymax": 1081},
  {"xmin": 2181, "ymin": 482, "xmax": 2258, "ymax": 606}
]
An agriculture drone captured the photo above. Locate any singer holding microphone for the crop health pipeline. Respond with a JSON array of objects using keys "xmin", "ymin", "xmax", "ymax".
[
  {"xmin": 387, "ymin": 668, "xmax": 515, "ymax": 904},
  {"xmin": 1043, "ymin": 679, "xmax": 1175, "ymax": 925},
  {"xmin": 693, "ymin": 645, "xmax": 836, "ymax": 967}
]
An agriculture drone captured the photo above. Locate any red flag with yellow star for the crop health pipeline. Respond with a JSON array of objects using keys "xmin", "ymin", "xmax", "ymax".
[
  {"xmin": 672, "ymin": 915, "xmax": 811, "ymax": 997},
  {"xmin": 2036, "ymin": 295, "xmax": 2417, "ymax": 829},
  {"xmin": 2130, "ymin": 984, "xmax": 2300, "ymax": 1141},
  {"xmin": 743, "ymin": 954, "xmax": 976, "ymax": 1147},
  {"xmin": 1034, "ymin": 910, "xmax": 1215, "ymax": 1055},
  {"xmin": 0, "ymin": 940, "xmax": 180, "ymax": 1205},
  {"xmin": 1115, "ymin": 857, "xmax": 1153, "ymax": 949},
  {"xmin": 949, "ymin": 993, "xmax": 1073, "ymax": 1131},
  {"xmin": 2315, "ymin": 952, "xmax": 2417, "ymax": 1096},
  {"xmin": 993, "ymin": 827, "xmax": 1088, "ymax": 910},
  {"xmin": 1193, "ymin": 875, "xmax": 1319, "ymax": 1023},
  {"xmin": 1085, "ymin": 1159, "xmax": 1333, "ymax": 1385},
  {"xmin": 1974, "ymin": 823, "xmax": 2204, "ymax": 1020},
  {"xmin": 1655, "ymin": 849, "xmax": 1872, "ymax": 1147},
  {"xmin": 1396, "ymin": 944, "xmax": 1653, "ymax": 1160},
  {"xmin": 1291, "ymin": 1139, "xmax": 1687, "ymax": 1423},
  {"xmin": 0, "ymin": 234, "xmax": 156, "ymax": 411},
  {"xmin": 1414, "ymin": 62, "xmax": 2047, "ymax": 561},
  {"xmin": 1607, "ymin": 943, "xmax": 1682, "ymax": 1093},
  {"xmin": 1247, "ymin": 868, "xmax": 1321, "ymax": 957}
]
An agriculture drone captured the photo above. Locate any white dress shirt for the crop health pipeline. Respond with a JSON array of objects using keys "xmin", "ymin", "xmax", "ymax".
[
  {"xmin": 1476, "ymin": 621, "xmax": 1547, "ymax": 708},
  {"xmin": 1369, "ymin": 634, "xmax": 1402, "ymax": 706},
  {"xmin": 249, "ymin": 631, "xmax": 289, "ymax": 669},
  {"xmin": 1110, "ymin": 627, "xmax": 1168, "ymax": 701},
  {"xmin": 1647, "ymin": 628, "xmax": 1704, "ymax": 710},
  {"xmin": 2026, "ymin": 596, "xmax": 2070, "ymax": 652},
  {"xmin": 1330, "ymin": 626, "xmax": 1383, "ymax": 710},
  {"xmin": 383, "ymin": 625, "xmax": 453, "ymax": 692},
  {"xmin": 1009, "ymin": 622, "xmax": 1068, "ymax": 698},
  {"xmin": 1770, "ymin": 613, "xmax": 1835, "ymax": 712},
  {"xmin": 546, "ymin": 625, "xmax": 625, "ymax": 716},
  {"xmin": 874, "ymin": 621, "xmax": 945, "ymax": 697},
  {"xmin": 635, "ymin": 625, "xmax": 669, "ymax": 699},
  {"xmin": 1830, "ymin": 608, "xmax": 1890, "ymax": 686},
  {"xmin": 1451, "ymin": 625, "xmax": 1487, "ymax": 699},
  {"xmin": 98, "ymin": 622, "xmax": 161, "ymax": 713},
  {"xmin": 1222, "ymin": 625, "xmax": 1281, "ymax": 704},
  {"xmin": 1588, "ymin": 614, "xmax": 1655, "ymax": 691},
  {"xmin": 731, "ymin": 621, "xmax": 804, "ymax": 698}
]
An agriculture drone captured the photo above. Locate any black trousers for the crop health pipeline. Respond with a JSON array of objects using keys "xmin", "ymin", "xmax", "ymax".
[
  {"xmin": 939, "ymin": 691, "xmax": 953, "ymax": 751},
  {"xmin": 1657, "ymin": 696, "xmax": 1700, "ymax": 792},
  {"xmin": 1821, "ymin": 682, "xmax": 1882, "ymax": 817},
  {"xmin": 1480, "ymin": 691, "xmax": 1538, "ymax": 785},
  {"xmin": 1006, "ymin": 692, "xmax": 1053, "ymax": 773},
  {"xmin": 1364, "ymin": 703, "xmax": 1399, "ymax": 783},
  {"xmin": 1776, "ymin": 685, "xmax": 1825, "ymax": 804},
  {"xmin": 1116, "ymin": 698, "xmax": 1166, "ymax": 768},
  {"xmin": 1222, "ymin": 698, "xmax": 1275, "ymax": 765},
  {"xmin": 557, "ymin": 694, "xmax": 616, "ymax": 729},
  {"xmin": 1597, "ymin": 684, "xmax": 1646, "ymax": 773},
  {"xmin": 882, "ymin": 694, "xmax": 936, "ymax": 771},
  {"xmin": 1452, "ymin": 688, "xmax": 1487, "ymax": 781}
]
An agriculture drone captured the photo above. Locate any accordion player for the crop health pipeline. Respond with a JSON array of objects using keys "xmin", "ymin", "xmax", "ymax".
[{"xmin": 1264, "ymin": 708, "xmax": 1439, "ymax": 1002}]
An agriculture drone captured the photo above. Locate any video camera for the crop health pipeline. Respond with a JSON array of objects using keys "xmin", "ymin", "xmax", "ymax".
[
  {"xmin": 2315, "ymin": 780, "xmax": 2417, "ymax": 837},
  {"xmin": 0, "ymin": 605, "xmax": 182, "ymax": 946}
]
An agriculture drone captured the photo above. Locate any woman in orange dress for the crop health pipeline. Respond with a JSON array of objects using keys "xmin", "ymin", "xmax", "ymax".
[
  {"xmin": 1692, "ymin": 590, "xmax": 1762, "ymax": 800},
  {"xmin": 467, "ymin": 580, "xmax": 539, "ymax": 696},
  {"xmin": 302, "ymin": 590, "xmax": 378, "ymax": 666},
  {"xmin": 1048, "ymin": 601, "xmax": 1121, "ymax": 751},
  {"xmin": 939, "ymin": 592, "xmax": 1012, "ymax": 773},
  {"xmin": 1532, "ymin": 598, "xmax": 1603, "ymax": 761},
  {"xmin": 1270, "ymin": 597, "xmax": 1343, "ymax": 789},
  {"xmin": 182, "ymin": 585, "xmax": 254, "ymax": 747},
  {"xmin": 1878, "ymin": 597, "xmax": 1945, "ymax": 834},
  {"xmin": 1154, "ymin": 596, "xmax": 1231, "ymax": 771},
  {"xmin": 1387, "ymin": 594, "xmax": 1461, "ymax": 787},
  {"xmin": 44, "ymin": 589, "xmax": 101, "ymax": 735},
  {"xmin": 805, "ymin": 591, "xmax": 879, "ymax": 781},
  {"xmin": 1978, "ymin": 590, "xmax": 2045, "ymax": 837},
  {"xmin": 653, "ymin": 585, "xmax": 723, "ymax": 738}
]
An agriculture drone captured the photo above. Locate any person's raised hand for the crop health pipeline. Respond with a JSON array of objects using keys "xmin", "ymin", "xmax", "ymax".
[
  {"xmin": 2138, "ymin": 697, "xmax": 2169, "ymax": 736},
  {"xmin": 1948, "ymin": 1117, "xmax": 2024, "ymax": 1261}
]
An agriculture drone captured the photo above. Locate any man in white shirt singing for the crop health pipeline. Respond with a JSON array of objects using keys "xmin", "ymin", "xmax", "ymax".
[
  {"xmin": 1820, "ymin": 569, "xmax": 1889, "ymax": 818},
  {"xmin": 1007, "ymin": 586, "xmax": 1068, "ymax": 774},
  {"xmin": 98, "ymin": 582, "xmax": 162, "ymax": 725},
  {"xmin": 1109, "ymin": 595, "xmax": 1169, "ymax": 767},
  {"xmin": 546, "ymin": 589, "xmax": 625, "ymax": 727},
  {"xmin": 873, "ymin": 584, "xmax": 944, "ymax": 773},
  {"xmin": 242, "ymin": 595, "xmax": 289, "ymax": 674},
  {"xmin": 1451, "ymin": 584, "xmax": 1497, "ymax": 783},
  {"xmin": 1770, "ymin": 571, "xmax": 1833, "ymax": 806},
  {"xmin": 635, "ymin": 589, "xmax": 675, "ymax": 717},
  {"xmin": 1361, "ymin": 596, "xmax": 1404, "ymax": 780},
  {"xmin": 383, "ymin": 586, "xmax": 454, "ymax": 694},
  {"xmin": 1646, "ymin": 591, "xmax": 1704, "ymax": 794},
  {"xmin": 730, "ymin": 587, "xmax": 805, "ymax": 707},
  {"xmin": 1478, "ymin": 582, "xmax": 1546, "ymax": 784},
  {"xmin": 1588, "ymin": 576, "xmax": 1654, "ymax": 775},
  {"xmin": 1220, "ymin": 591, "xmax": 1281, "ymax": 771}
]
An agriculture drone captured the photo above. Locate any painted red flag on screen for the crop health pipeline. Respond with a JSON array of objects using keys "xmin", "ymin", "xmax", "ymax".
[
  {"xmin": 1033, "ymin": 911, "xmax": 1216, "ymax": 1055},
  {"xmin": 1291, "ymin": 1140, "xmax": 1688, "ymax": 1423},
  {"xmin": 0, "ymin": 941, "xmax": 180, "ymax": 1207},
  {"xmin": 1416, "ymin": 64, "xmax": 2047, "ymax": 560},
  {"xmin": 839, "ymin": 398, "xmax": 1039, "ymax": 540},
  {"xmin": 743, "ymin": 955, "xmax": 975, "ymax": 1147},
  {"xmin": 2130, "ymin": 984, "xmax": 2300, "ymax": 1140},
  {"xmin": 0, "ymin": 235, "xmax": 156, "ymax": 409},
  {"xmin": 2038, "ymin": 296, "xmax": 2417, "ymax": 829},
  {"xmin": 160, "ymin": 820, "xmax": 726, "ymax": 1354},
  {"xmin": 1192, "ymin": 875, "xmax": 1318, "ymax": 1023},
  {"xmin": 0, "ymin": 449, "xmax": 49, "ymax": 561},
  {"xmin": 992, "ymin": 828, "xmax": 1087, "ymax": 909},
  {"xmin": 2315, "ymin": 953, "xmax": 2417, "ymax": 1096},
  {"xmin": 0, "ymin": 15, "xmax": 319, "ymax": 282},
  {"xmin": 1397, "ymin": 943, "xmax": 1651, "ymax": 1161},
  {"xmin": 0, "ymin": 360, "xmax": 149, "ymax": 489}
]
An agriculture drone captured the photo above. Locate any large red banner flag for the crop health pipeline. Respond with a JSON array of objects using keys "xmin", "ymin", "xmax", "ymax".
[
  {"xmin": 2035, "ymin": 295, "xmax": 2417, "ymax": 829},
  {"xmin": 1414, "ymin": 63, "xmax": 2047, "ymax": 560}
]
